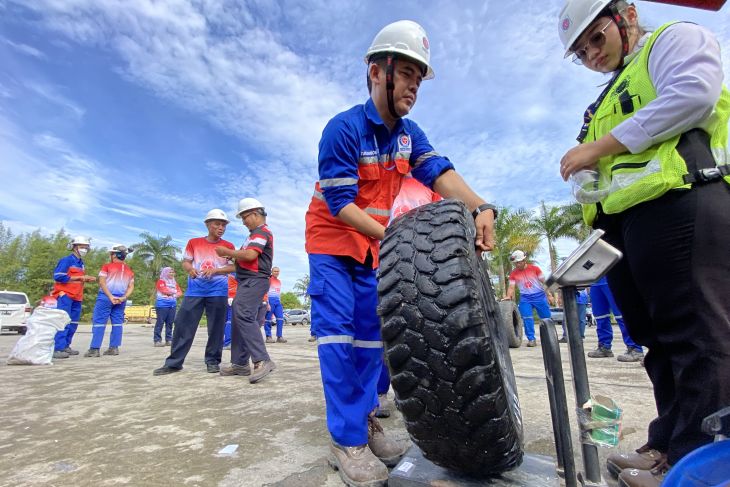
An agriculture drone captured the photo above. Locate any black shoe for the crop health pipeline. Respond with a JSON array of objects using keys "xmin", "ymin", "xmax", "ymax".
[
  {"xmin": 153, "ymin": 366, "xmax": 181, "ymax": 376},
  {"xmin": 206, "ymin": 363, "xmax": 220, "ymax": 373},
  {"xmin": 558, "ymin": 336, "xmax": 568, "ymax": 343}
]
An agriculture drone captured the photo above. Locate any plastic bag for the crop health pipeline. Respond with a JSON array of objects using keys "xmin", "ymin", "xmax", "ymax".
[
  {"xmin": 7, "ymin": 308, "xmax": 69, "ymax": 365},
  {"xmin": 578, "ymin": 394, "xmax": 623, "ymax": 447}
]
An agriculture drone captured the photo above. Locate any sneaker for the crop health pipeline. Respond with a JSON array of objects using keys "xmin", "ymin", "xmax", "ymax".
[
  {"xmin": 329, "ymin": 441, "xmax": 388, "ymax": 487},
  {"xmin": 153, "ymin": 365, "xmax": 181, "ymax": 376},
  {"xmin": 249, "ymin": 360, "xmax": 276, "ymax": 383},
  {"xmin": 165, "ymin": 341, "xmax": 172, "ymax": 346},
  {"xmin": 617, "ymin": 458, "xmax": 670, "ymax": 487},
  {"xmin": 308, "ymin": 336, "xmax": 317, "ymax": 342},
  {"xmin": 206, "ymin": 363, "xmax": 220, "ymax": 373},
  {"xmin": 84, "ymin": 348, "xmax": 101, "ymax": 358},
  {"xmin": 558, "ymin": 336, "xmax": 568, "ymax": 343},
  {"xmin": 607, "ymin": 444, "xmax": 666, "ymax": 478},
  {"xmin": 367, "ymin": 415, "xmax": 409, "ymax": 467},
  {"xmin": 153, "ymin": 342, "xmax": 165, "ymax": 348},
  {"xmin": 265, "ymin": 336, "xmax": 275, "ymax": 344},
  {"xmin": 617, "ymin": 348, "xmax": 644, "ymax": 363},
  {"xmin": 276, "ymin": 336, "xmax": 287, "ymax": 343},
  {"xmin": 63, "ymin": 347, "xmax": 80, "ymax": 356},
  {"xmin": 220, "ymin": 363, "xmax": 251, "ymax": 376},
  {"xmin": 53, "ymin": 350, "xmax": 70, "ymax": 359},
  {"xmin": 587, "ymin": 346, "xmax": 614, "ymax": 358},
  {"xmin": 103, "ymin": 347, "xmax": 119, "ymax": 356},
  {"xmin": 526, "ymin": 340, "xmax": 537, "ymax": 347}
]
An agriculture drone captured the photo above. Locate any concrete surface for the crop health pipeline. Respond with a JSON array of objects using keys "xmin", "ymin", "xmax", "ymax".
[{"xmin": 0, "ymin": 323, "xmax": 654, "ymax": 486}]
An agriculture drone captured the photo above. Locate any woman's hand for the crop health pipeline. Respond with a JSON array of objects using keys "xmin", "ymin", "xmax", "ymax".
[{"xmin": 560, "ymin": 143, "xmax": 600, "ymax": 181}]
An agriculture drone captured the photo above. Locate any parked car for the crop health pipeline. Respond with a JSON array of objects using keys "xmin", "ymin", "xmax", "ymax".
[
  {"xmin": 284, "ymin": 309, "xmax": 310, "ymax": 326},
  {"xmin": 0, "ymin": 290, "xmax": 32, "ymax": 334},
  {"xmin": 550, "ymin": 306, "xmax": 597, "ymax": 327}
]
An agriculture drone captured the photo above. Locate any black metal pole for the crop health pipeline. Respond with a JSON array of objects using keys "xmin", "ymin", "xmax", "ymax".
[
  {"xmin": 562, "ymin": 286, "xmax": 603, "ymax": 484},
  {"xmin": 540, "ymin": 319, "xmax": 577, "ymax": 487}
]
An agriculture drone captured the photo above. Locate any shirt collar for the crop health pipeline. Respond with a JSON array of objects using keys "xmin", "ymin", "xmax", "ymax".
[{"xmin": 364, "ymin": 98, "xmax": 404, "ymax": 133}]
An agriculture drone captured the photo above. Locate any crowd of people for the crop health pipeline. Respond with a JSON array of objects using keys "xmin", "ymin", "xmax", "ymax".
[{"xmin": 30, "ymin": 1, "xmax": 730, "ymax": 485}]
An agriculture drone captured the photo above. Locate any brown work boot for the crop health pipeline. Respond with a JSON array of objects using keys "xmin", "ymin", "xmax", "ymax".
[
  {"xmin": 265, "ymin": 336, "xmax": 275, "ymax": 344},
  {"xmin": 329, "ymin": 441, "xmax": 388, "ymax": 487},
  {"xmin": 526, "ymin": 340, "xmax": 537, "ymax": 347},
  {"xmin": 607, "ymin": 444, "xmax": 666, "ymax": 478},
  {"xmin": 276, "ymin": 336, "xmax": 287, "ymax": 343},
  {"xmin": 220, "ymin": 363, "xmax": 251, "ymax": 376},
  {"xmin": 618, "ymin": 458, "xmax": 670, "ymax": 487},
  {"xmin": 367, "ymin": 414, "xmax": 409, "ymax": 467},
  {"xmin": 249, "ymin": 360, "xmax": 276, "ymax": 383}
]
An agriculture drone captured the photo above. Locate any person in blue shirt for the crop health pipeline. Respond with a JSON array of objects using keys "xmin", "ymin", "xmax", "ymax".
[
  {"xmin": 560, "ymin": 288, "xmax": 589, "ymax": 342},
  {"xmin": 586, "ymin": 277, "xmax": 643, "ymax": 362}
]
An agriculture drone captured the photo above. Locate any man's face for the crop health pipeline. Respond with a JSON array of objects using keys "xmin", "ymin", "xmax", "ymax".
[
  {"xmin": 206, "ymin": 220, "xmax": 228, "ymax": 239},
  {"xmin": 272, "ymin": 268, "xmax": 280, "ymax": 278},
  {"xmin": 241, "ymin": 211, "xmax": 259, "ymax": 231},
  {"xmin": 373, "ymin": 58, "xmax": 423, "ymax": 117},
  {"xmin": 515, "ymin": 260, "xmax": 527, "ymax": 270}
]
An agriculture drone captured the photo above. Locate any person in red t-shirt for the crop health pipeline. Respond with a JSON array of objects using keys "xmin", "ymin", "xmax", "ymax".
[
  {"xmin": 264, "ymin": 267, "xmax": 286, "ymax": 343},
  {"xmin": 153, "ymin": 267, "xmax": 182, "ymax": 347},
  {"xmin": 503, "ymin": 250, "xmax": 552, "ymax": 347},
  {"xmin": 85, "ymin": 245, "xmax": 135, "ymax": 357},
  {"xmin": 154, "ymin": 209, "xmax": 235, "ymax": 376}
]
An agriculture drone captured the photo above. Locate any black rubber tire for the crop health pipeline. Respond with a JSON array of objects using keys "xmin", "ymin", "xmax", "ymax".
[
  {"xmin": 377, "ymin": 199, "xmax": 524, "ymax": 476},
  {"xmin": 301, "ymin": 318, "xmax": 309, "ymax": 326},
  {"xmin": 498, "ymin": 301, "xmax": 524, "ymax": 348}
]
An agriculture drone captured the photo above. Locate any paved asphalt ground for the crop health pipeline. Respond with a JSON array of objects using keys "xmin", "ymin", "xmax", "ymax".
[{"xmin": 0, "ymin": 323, "xmax": 654, "ymax": 486}]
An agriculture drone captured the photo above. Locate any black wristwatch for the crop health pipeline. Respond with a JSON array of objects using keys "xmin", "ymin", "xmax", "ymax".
[{"xmin": 472, "ymin": 203, "xmax": 498, "ymax": 221}]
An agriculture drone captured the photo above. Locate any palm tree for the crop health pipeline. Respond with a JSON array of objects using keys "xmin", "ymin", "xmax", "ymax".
[
  {"xmin": 530, "ymin": 201, "xmax": 584, "ymax": 273},
  {"xmin": 293, "ymin": 274, "xmax": 310, "ymax": 308},
  {"xmin": 491, "ymin": 207, "xmax": 542, "ymax": 296},
  {"xmin": 132, "ymin": 233, "xmax": 180, "ymax": 301}
]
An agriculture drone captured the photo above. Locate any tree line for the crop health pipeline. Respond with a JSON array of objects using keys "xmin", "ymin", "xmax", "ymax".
[
  {"xmin": 0, "ymin": 200, "xmax": 585, "ymax": 315},
  {"xmin": 0, "ymin": 225, "xmax": 303, "ymax": 317}
]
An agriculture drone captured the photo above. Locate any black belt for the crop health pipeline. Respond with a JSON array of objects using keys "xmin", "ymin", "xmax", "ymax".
[{"xmin": 678, "ymin": 128, "xmax": 729, "ymax": 185}]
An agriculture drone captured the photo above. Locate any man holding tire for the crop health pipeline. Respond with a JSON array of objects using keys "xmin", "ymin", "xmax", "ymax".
[{"xmin": 305, "ymin": 20, "xmax": 497, "ymax": 487}]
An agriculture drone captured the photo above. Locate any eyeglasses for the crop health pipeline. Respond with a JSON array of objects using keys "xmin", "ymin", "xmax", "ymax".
[{"xmin": 571, "ymin": 20, "xmax": 612, "ymax": 65}]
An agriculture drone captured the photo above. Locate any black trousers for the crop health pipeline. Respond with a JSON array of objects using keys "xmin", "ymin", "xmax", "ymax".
[
  {"xmin": 164, "ymin": 296, "xmax": 228, "ymax": 369},
  {"xmin": 231, "ymin": 276, "xmax": 270, "ymax": 366},
  {"xmin": 597, "ymin": 181, "xmax": 730, "ymax": 464}
]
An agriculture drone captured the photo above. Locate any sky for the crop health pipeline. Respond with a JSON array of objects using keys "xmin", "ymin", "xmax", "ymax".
[{"xmin": 0, "ymin": 0, "xmax": 728, "ymax": 292}]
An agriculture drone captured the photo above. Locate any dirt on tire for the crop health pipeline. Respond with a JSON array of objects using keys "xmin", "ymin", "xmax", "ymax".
[{"xmin": 377, "ymin": 199, "xmax": 524, "ymax": 476}]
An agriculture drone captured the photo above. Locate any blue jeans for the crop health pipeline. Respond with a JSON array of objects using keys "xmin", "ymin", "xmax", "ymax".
[
  {"xmin": 154, "ymin": 306, "xmax": 176, "ymax": 343},
  {"xmin": 518, "ymin": 293, "xmax": 551, "ymax": 341}
]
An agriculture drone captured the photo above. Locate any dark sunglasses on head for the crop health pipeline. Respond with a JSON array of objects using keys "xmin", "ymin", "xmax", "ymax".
[{"xmin": 572, "ymin": 20, "xmax": 612, "ymax": 64}]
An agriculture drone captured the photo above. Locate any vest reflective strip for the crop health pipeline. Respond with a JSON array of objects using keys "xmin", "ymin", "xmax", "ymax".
[
  {"xmin": 413, "ymin": 151, "xmax": 439, "ymax": 168},
  {"xmin": 594, "ymin": 313, "xmax": 612, "ymax": 320},
  {"xmin": 92, "ymin": 323, "xmax": 106, "ymax": 327},
  {"xmin": 365, "ymin": 208, "xmax": 390, "ymax": 217},
  {"xmin": 317, "ymin": 335, "xmax": 383, "ymax": 348},
  {"xmin": 112, "ymin": 323, "xmax": 123, "ymax": 326},
  {"xmin": 319, "ymin": 177, "xmax": 358, "ymax": 188}
]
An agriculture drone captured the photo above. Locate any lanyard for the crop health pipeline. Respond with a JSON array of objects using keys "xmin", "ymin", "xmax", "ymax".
[{"xmin": 576, "ymin": 67, "xmax": 626, "ymax": 144}]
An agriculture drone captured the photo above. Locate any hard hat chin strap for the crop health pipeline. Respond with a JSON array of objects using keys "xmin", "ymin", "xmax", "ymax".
[
  {"xmin": 385, "ymin": 54, "xmax": 400, "ymax": 119},
  {"xmin": 608, "ymin": 3, "xmax": 631, "ymax": 68}
]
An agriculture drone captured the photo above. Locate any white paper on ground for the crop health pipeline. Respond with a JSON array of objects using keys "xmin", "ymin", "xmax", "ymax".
[{"xmin": 218, "ymin": 444, "xmax": 238, "ymax": 455}]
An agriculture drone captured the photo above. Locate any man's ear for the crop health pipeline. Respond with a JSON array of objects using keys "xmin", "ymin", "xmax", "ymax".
[
  {"xmin": 369, "ymin": 62, "xmax": 382, "ymax": 88},
  {"xmin": 624, "ymin": 4, "xmax": 638, "ymax": 25}
]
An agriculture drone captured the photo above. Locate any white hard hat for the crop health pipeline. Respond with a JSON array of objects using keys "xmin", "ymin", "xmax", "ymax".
[
  {"xmin": 67, "ymin": 235, "xmax": 91, "ymax": 250},
  {"xmin": 365, "ymin": 20, "xmax": 434, "ymax": 80},
  {"xmin": 558, "ymin": 0, "xmax": 613, "ymax": 56},
  {"xmin": 109, "ymin": 244, "xmax": 130, "ymax": 253},
  {"xmin": 510, "ymin": 250, "xmax": 527, "ymax": 263},
  {"xmin": 236, "ymin": 198, "xmax": 265, "ymax": 219},
  {"xmin": 204, "ymin": 208, "xmax": 230, "ymax": 223}
]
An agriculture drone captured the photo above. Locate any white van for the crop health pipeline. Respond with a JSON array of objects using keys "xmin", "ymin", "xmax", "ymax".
[{"xmin": 0, "ymin": 291, "xmax": 32, "ymax": 334}]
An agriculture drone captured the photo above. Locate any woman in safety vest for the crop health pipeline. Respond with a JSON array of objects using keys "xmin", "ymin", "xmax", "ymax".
[{"xmin": 557, "ymin": 1, "xmax": 730, "ymax": 486}]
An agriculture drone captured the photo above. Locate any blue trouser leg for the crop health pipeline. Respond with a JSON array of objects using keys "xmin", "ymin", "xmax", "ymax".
[
  {"xmin": 64, "ymin": 299, "xmax": 82, "ymax": 349},
  {"xmin": 269, "ymin": 297, "xmax": 285, "ymax": 337},
  {"xmin": 518, "ymin": 301, "xmax": 536, "ymax": 341},
  {"xmin": 108, "ymin": 301, "xmax": 125, "ymax": 347},
  {"xmin": 202, "ymin": 296, "xmax": 228, "ymax": 365},
  {"xmin": 54, "ymin": 295, "xmax": 76, "ymax": 351},
  {"xmin": 154, "ymin": 307, "xmax": 172, "ymax": 342},
  {"xmin": 90, "ymin": 295, "xmax": 113, "ymax": 349},
  {"xmin": 264, "ymin": 309, "xmax": 273, "ymax": 337},
  {"xmin": 377, "ymin": 358, "xmax": 390, "ymax": 395},
  {"xmin": 223, "ymin": 306, "xmax": 232, "ymax": 346},
  {"xmin": 165, "ymin": 307, "xmax": 175, "ymax": 342},
  {"xmin": 591, "ymin": 284, "xmax": 614, "ymax": 348},
  {"xmin": 577, "ymin": 303, "xmax": 587, "ymax": 339},
  {"xmin": 309, "ymin": 254, "xmax": 381, "ymax": 447},
  {"xmin": 601, "ymin": 284, "xmax": 642, "ymax": 351}
]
